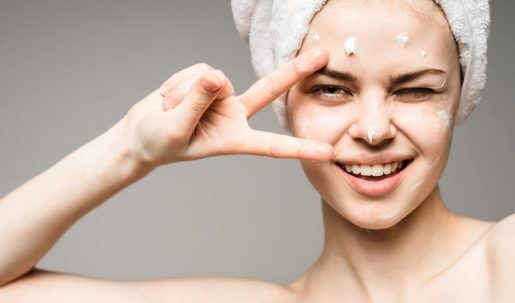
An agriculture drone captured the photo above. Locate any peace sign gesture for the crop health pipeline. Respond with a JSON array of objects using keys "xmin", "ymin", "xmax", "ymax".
[{"xmin": 116, "ymin": 47, "xmax": 334, "ymax": 169}]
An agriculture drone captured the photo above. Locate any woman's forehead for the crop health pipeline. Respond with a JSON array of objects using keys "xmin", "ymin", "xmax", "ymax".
[
  {"xmin": 324, "ymin": 0, "xmax": 446, "ymax": 20},
  {"xmin": 301, "ymin": 0, "xmax": 458, "ymax": 79}
]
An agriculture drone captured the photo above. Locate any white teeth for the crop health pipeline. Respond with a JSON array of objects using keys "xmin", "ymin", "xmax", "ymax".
[
  {"xmin": 383, "ymin": 164, "xmax": 392, "ymax": 175},
  {"xmin": 361, "ymin": 165, "xmax": 372, "ymax": 176},
  {"xmin": 352, "ymin": 164, "xmax": 360, "ymax": 174},
  {"xmin": 371, "ymin": 164, "xmax": 383, "ymax": 176},
  {"xmin": 341, "ymin": 161, "xmax": 406, "ymax": 177}
]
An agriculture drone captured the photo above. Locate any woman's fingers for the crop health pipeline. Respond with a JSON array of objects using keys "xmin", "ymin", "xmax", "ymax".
[
  {"xmin": 170, "ymin": 71, "xmax": 226, "ymax": 136},
  {"xmin": 238, "ymin": 129, "xmax": 334, "ymax": 160},
  {"xmin": 159, "ymin": 63, "xmax": 213, "ymax": 96},
  {"xmin": 238, "ymin": 47, "xmax": 329, "ymax": 119},
  {"xmin": 162, "ymin": 76, "xmax": 204, "ymax": 111},
  {"xmin": 162, "ymin": 70, "xmax": 235, "ymax": 111}
]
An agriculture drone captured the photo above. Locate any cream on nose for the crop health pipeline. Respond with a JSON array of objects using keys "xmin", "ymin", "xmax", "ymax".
[
  {"xmin": 367, "ymin": 125, "xmax": 377, "ymax": 143},
  {"xmin": 349, "ymin": 99, "xmax": 395, "ymax": 145},
  {"xmin": 364, "ymin": 122, "xmax": 388, "ymax": 144}
]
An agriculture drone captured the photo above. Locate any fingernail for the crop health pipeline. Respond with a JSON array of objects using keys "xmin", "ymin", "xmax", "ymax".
[
  {"xmin": 159, "ymin": 84, "xmax": 170, "ymax": 96},
  {"xmin": 201, "ymin": 74, "xmax": 221, "ymax": 93}
]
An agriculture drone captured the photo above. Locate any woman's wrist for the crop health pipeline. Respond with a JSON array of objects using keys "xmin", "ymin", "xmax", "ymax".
[{"xmin": 94, "ymin": 117, "xmax": 156, "ymax": 181}]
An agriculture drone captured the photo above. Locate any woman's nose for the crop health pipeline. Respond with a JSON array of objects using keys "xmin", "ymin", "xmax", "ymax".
[{"xmin": 348, "ymin": 98, "xmax": 397, "ymax": 146}]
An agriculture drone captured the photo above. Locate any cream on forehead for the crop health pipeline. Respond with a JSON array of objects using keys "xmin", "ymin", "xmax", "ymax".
[
  {"xmin": 339, "ymin": 32, "xmax": 427, "ymax": 59},
  {"xmin": 396, "ymin": 32, "xmax": 410, "ymax": 47},
  {"xmin": 343, "ymin": 37, "xmax": 358, "ymax": 56},
  {"xmin": 313, "ymin": 33, "xmax": 321, "ymax": 41}
]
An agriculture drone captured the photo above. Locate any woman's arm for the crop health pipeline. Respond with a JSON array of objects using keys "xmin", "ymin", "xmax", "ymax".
[
  {"xmin": 0, "ymin": 49, "xmax": 331, "ymax": 300},
  {"xmin": 0, "ymin": 117, "xmax": 153, "ymax": 287}
]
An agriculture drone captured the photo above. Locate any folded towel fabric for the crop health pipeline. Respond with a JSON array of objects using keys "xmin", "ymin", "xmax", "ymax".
[{"xmin": 231, "ymin": 0, "xmax": 490, "ymax": 132}]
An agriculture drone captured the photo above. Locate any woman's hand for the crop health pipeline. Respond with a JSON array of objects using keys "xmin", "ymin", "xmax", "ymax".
[{"xmin": 116, "ymin": 47, "xmax": 333, "ymax": 169}]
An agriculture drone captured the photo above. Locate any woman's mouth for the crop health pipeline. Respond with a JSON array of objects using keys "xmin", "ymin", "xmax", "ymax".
[{"xmin": 335, "ymin": 159, "xmax": 414, "ymax": 197}]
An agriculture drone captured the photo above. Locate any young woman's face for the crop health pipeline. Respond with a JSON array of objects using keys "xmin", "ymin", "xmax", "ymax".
[{"xmin": 287, "ymin": 0, "xmax": 462, "ymax": 229}]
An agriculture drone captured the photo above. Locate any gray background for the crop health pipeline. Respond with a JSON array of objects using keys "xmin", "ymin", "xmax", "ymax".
[{"xmin": 0, "ymin": 0, "xmax": 513, "ymax": 284}]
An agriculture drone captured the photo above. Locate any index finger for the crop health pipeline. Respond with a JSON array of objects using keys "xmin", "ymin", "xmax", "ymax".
[{"xmin": 238, "ymin": 47, "xmax": 329, "ymax": 119}]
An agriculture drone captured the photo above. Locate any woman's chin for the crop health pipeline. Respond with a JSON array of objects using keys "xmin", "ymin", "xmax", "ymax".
[
  {"xmin": 334, "ymin": 198, "xmax": 411, "ymax": 230},
  {"xmin": 348, "ymin": 214, "xmax": 402, "ymax": 230}
]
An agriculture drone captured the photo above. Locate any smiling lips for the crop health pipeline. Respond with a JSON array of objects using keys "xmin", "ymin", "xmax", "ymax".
[
  {"xmin": 334, "ymin": 156, "xmax": 414, "ymax": 197},
  {"xmin": 342, "ymin": 161, "xmax": 404, "ymax": 178}
]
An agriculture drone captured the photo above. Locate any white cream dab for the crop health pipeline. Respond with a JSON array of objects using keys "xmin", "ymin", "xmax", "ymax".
[
  {"xmin": 421, "ymin": 50, "xmax": 427, "ymax": 57},
  {"xmin": 396, "ymin": 32, "xmax": 410, "ymax": 47},
  {"xmin": 367, "ymin": 126, "xmax": 377, "ymax": 143},
  {"xmin": 343, "ymin": 37, "xmax": 358, "ymax": 56},
  {"xmin": 313, "ymin": 33, "xmax": 320, "ymax": 42},
  {"xmin": 436, "ymin": 110, "xmax": 451, "ymax": 130}
]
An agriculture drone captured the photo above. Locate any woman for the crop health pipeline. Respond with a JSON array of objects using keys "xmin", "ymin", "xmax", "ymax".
[{"xmin": 0, "ymin": 0, "xmax": 513, "ymax": 302}]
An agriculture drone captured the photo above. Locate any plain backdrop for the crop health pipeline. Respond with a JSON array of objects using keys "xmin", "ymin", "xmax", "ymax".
[{"xmin": 0, "ymin": 0, "xmax": 514, "ymax": 284}]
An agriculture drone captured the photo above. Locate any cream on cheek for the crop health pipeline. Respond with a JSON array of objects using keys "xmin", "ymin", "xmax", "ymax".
[
  {"xmin": 392, "ymin": 102, "xmax": 453, "ymax": 195},
  {"xmin": 394, "ymin": 101, "xmax": 452, "ymax": 146},
  {"xmin": 436, "ymin": 110, "xmax": 451, "ymax": 131},
  {"xmin": 426, "ymin": 96, "xmax": 455, "ymax": 135}
]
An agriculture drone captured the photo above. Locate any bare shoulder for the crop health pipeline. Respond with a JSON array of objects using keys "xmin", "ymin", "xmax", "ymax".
[
  {"xmin": 483, "ymin": 213, "xmax": 515, "ymax": 297},
  {"xmin": 485, "ymin": 212, "xmax": 515, "ymax": 255},
  {"xmin": 0, "ymin": 268, "xmax": 297, "ymax": 303}
]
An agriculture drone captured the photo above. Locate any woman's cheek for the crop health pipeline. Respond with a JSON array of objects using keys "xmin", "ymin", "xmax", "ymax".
[
  {"xmin": 392, "ymin": 102, "xmax": 453, "ymax": 152},
  {"xmin": 293, "ymin": 106, "xmax": 351, "ymax": 144}
]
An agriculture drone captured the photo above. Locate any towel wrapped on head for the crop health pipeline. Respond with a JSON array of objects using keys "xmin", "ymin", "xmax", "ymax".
[{"xmin": 231, "ymin": 0, "xmax": 490, "ymax": 133}]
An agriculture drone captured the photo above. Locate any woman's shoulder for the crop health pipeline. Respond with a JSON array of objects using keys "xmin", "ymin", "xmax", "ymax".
[
  {"xmin": 485, "ymin": 212, "xmax": 515, "ymax": 250},
  {"xmin": 482, "ymin": 213, "xmax": 515, "ymax": 297}
]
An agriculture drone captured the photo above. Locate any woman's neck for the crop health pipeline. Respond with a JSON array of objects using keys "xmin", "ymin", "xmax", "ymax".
[{"xmin": 293, "ymin": 186, "xmax": 462, "ymax": 301}]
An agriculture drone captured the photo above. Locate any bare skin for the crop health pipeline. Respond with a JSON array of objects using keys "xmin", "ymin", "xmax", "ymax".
[{"xmin": 1, "ymin": 0, "xmax": 514, "ymax": 302}]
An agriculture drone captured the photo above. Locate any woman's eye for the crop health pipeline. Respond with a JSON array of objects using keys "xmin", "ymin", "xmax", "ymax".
[
  {"xmin": 394, "ymin": 88, "xmax": 436, "ymax": 99},
  {"xmin": 319, "ymin": 85, "xmax": 346, "ymax": 94},
  {"xmin": 311, "ymin": 84, "xmax": 352, "ymax": 103}
]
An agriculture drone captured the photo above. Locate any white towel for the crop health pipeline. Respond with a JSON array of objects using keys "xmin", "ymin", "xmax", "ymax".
[{"xmin": 231, "ymin": 0, "xmax": 490, "ymax": 132}]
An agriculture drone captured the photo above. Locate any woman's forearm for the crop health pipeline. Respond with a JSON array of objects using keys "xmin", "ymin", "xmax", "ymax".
[{"xmin": 0, "ymin": 119, "xmax": 154, "ymax": 287}]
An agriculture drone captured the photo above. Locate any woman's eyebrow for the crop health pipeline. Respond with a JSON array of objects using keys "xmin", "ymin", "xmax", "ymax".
[
  {"xmin": 314, "ymin": 67, "xmax": 358, "ymax": 82},
  {"xmin": 389, "ymin": 68, "xmax": 447, "ymax": 85},
  {"xmin": 313, "ymin": 67, "xmax": 447, "ymax": 85}
]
